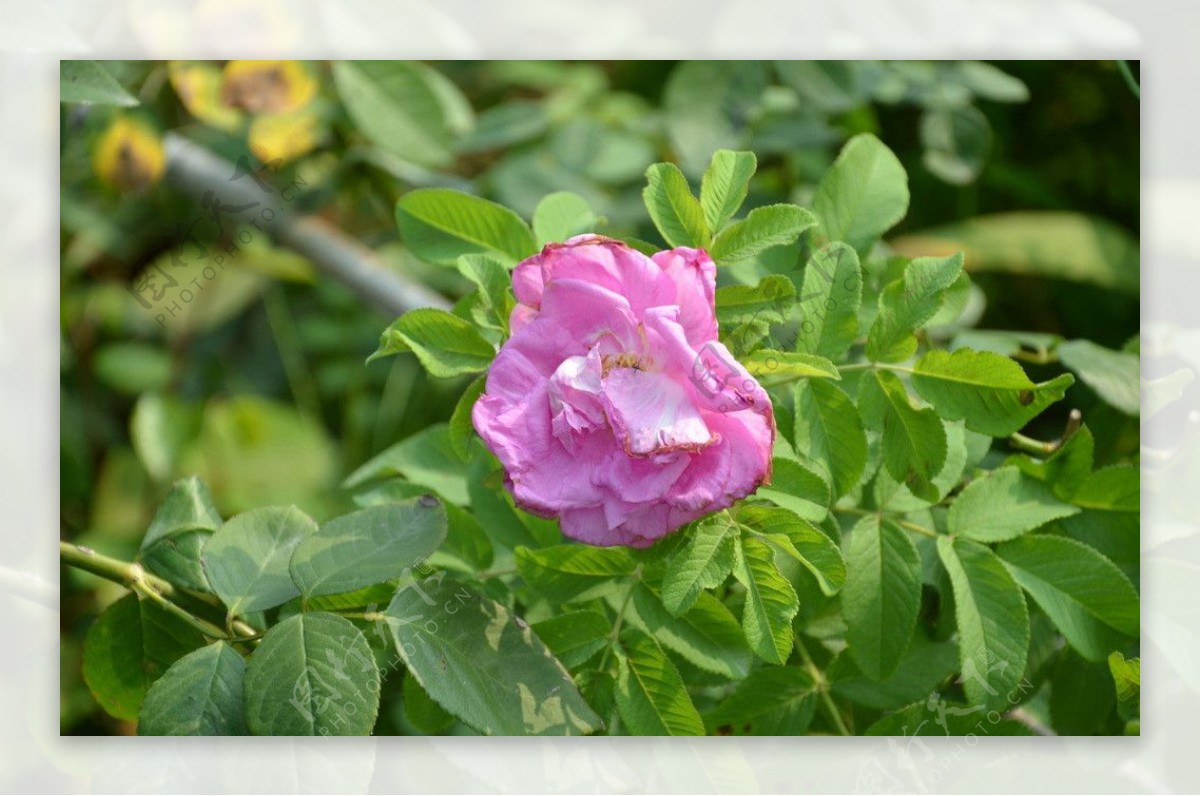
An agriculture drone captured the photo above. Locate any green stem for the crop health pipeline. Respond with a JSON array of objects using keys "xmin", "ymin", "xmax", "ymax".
[
  {"xmin": 837, "ymin": 508, "xmax": 940, "ymax": 539},
  {"xmin": 794, "ymin": 636, "xmax": 851, "ymax": 736},
  {"xmin": 1009, "ymin": 431, "xmax": 1058, "ymax": 457},
  {"xmin": 60, "ymin": 541, "xmax": 257, "ymax": 642},
  {"xmin": 263, "ymin": 286, "xmax": 322, "ymax": 421},
  {"xmin": 835, "ymin": 362, "xmax": 915, "ymax": 375},
  {"xmin": 597, "ymin": 567, "xmax": 642, "ymax": 674}
]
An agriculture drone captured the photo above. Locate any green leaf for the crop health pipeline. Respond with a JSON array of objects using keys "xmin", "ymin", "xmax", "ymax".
[
  {"xmin": 370, "ymin": 308, "xmax": 495, "ymax": 377},
  {"xmin": 532, "ymin": 191, "xmax": 599, "ymax": 246},
  {"xmin": 449, "ymin": 376, "xmax": 486, "ymax": 461},
  {"xmin": 82, "ymin": 594, "xmax": 205, "ymax": 721},
  {"xmin": 395, "ymin": 188, "xmax": 536, "ymax": 266},
  {"xmin": 715, "ymin": 275, "xmax": 795, "ymax": 326},
  {"xmin": 387, "ymin": 577, "xmax": 601, "ymax": 735},
  {"xmin": 700, "ymin": 150, "xmax": 757, "ymax": 232},
  {"xmin": 663, "ymin": 61, "xmax": 769, "ymax": 176},
  {"xmin": 614, "ymin": 629, "xmax": 705, "ymax": 736},
  {"xmin": 345, "ymin": 424, "xmax": 469, "ymax": 505},
  {"xmin": 890, "ymin": 212, "xmax": 1139, "ymax": 295},
  {"xmin": 921, "ymin": 105, "xmax": 991, "ymax": 185},
  {"xmin": 830, "ymin": 634, "xmax": 960, "ymax": 711},
  {"xmin": 138, "ymin": 476, "xmax": 223, "ymax": 592},
  {"xmin": 997, "ymin": 535, "xmax": 1139, "ymax": 661},
  {"xmin": 1069, "ymin": 465, "xmax": 1139, "ymax": 513},
  {"xmin": 61, "ymin": 61, "xmax": 138, "ymax": 106},
  {"xmin": 661, "ymin": 515, "xmax": 736, "ymax": 616},
  {"xmin": 811, "ymin": 133, "xmax": 909, "ymax": 253},
  {"xmin": 1050, "ymin": 647, "xmax": 1117, "ymax": 734},
  {"xmin": 733, "ymin": 505, "xmax": 846, "ymax": 596},
  {"xmin": 793, "ymin": 379, "xmax": 867, "ymax": 499},
  {"xmin": 873, "ymin": 420, "xmax": 972, "ymax": 512},
  {"xmin": 865, "ymin": 700, "xmax": 1034, "ymax": 736},
  {"xmin": 531, "ymin": 610, "xmax": 611, "ymax": 670},
  {"xmin": 333, "ymin": 61, "xmax": 461, "ymax": 169},
  {"xmin": 742, "ymin": 350, "xmax": 840, "ymax": 383},
  {"xmin": 403, "ymin": 672, "xmax": 455, "ymax": 734},
  {"xmin": 243, "ymin": 612, "xmax": 380, "ymax": 735},
  {"xmin": 1057, "ymin": 339, "xmax": 1140, "ymax": 415},
  {"xmin": 875, "ymin": 370, "xmax": 948, "ymax": 503},
  {"xmin": 866, "ymin": 253, "xmax": 964, "ymax": 362},
  {"xmin": 842, "ymin": 515, "xmax": 922, "ymax": 679},
  {"xmin": 756, "ymin": 456, "xmax": 831, "ymax": 523},
  {"xmin": 1009, "ymin": 424, "xmax": 1095, "ymax": 501},
  {"xmin": 732, "ymin": 536, "xmax": 799, "ymax": 664},
  {"xmin": 911, "ymin": 348, "xmax": 1075, "ymax": 437},
  {"xmin": 130, "ymin": 393, "xmax": 201, "ymax": 483},
  {"xmin": 642, "ymin": 162, "xmax": 709, "ymax": 248},
  {"xmin": 138, "ymin": 642, "xmax": 247, "ymax": 736},
  {"xmin": 709, "ymin": 204, "xmax": 817, "ymax": 265},
  {"xmin": 775, "ymin": 61, "xmax": 863, "ymax": 112},
  {"xmin": 704, "ymin": 666, "xmax": 817, "ymax": 735},
  {"xmin": 456, "ymin": 253, "xmax": 514, "ymax": 334},
  {"xmin": 289, "ymin": 499, "xmax": 448, "ymax": 598},
  {"xmin": 936, "ymin": 536, "xmax": 1030, "ymax": 709},
  {"xmin": 1108, "ymin": 652, "xmax": 1140, "ymax": 724},
  {"xmin": 516, "ymin": 545, "xmax": 637, "ymax": 604},
  {"xmin": 795, "ymin": 242, "xmax": 862, "ymax": 361},
  {"xmin": 949, "ymin": 467, "xmax": 1081, "ymax": 543},
  {"xmin": 202, "ymin": 506, "xmax": 319, "ymax": 615},
  {"xmin": 619, "ymin": 584, "xmax": 752, "ymax": 679}
]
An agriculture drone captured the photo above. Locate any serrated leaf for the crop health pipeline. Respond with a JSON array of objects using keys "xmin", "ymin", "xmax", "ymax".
[
  {"xmin": 138, "ymin": 642, "xmax": 247, "ymax": 736},
  {"xmin": 516, "ymin": 545, "xmax": 637, "ymax": 604},
  {"xmin": 395, "ymin": 188, "xmax": 536, "ymax": 266},
  {"xmin": 949, "ymin": 467, "xmax": 1080, "ymax": 543},
  {"xmin": 715, "ymin": 275, "xmax": 795, "ymax": 326},
  {"xmin": 403, "ymin": 672, "xmax": 455, "ymax": 734},
  {"xmin": 661, "ymin": 515, "xmax": 735, "ymax": 616},
  {"xmin": 614, "ymin": 629, "xmax": 704, "ymax": 736},
  {"xmin": 732, "ymin": 536, "xmax": 799, "ymax": 664},
  {"xmin": 997, "ymin": 535, "xmax": 1138, "ymax": 661},
  {"xmin": 796, "ymin": 242, "xmax": 862, "ymax": 361},
  {"xmin": 1057, "ymin": 339, "xmax": 1140, "ymax": 415},
  {"xmin": 830, "ymin": 634, "xmax": 960, "ymax": 711},
  {"xmin": 911, "ymin": 348, "xmax": 1075, "ymax": 437},
  {"xmin": 874, "ymin": 419, "xmax": 969, "ymax": 511},
  {"xmin": 700, "ymin": 150, "xmax": 757, "ymax": 232},
  {"xmin": 203, "ymin": 505, "xmax": 319, "ymax": 615},
  {"xmin": 866, "ymin": 253, "xmax": 964, "ymax": 362},
  {"xmin": 756, "ymin": 456, "xmax": 831, "ymax": 522},
  {"xmin": 811, "ymin": 133, "xmax": 909, "ymax": 253},
  {"xmin": 370, "ymin": 308, "xmax": 495, "ymax": 377},
  {"xmin": 387, "ymin": 577, "xmax": 600, "ymax": 735},
  {"xmin": 710, "ymin": 204, "xmax": 817, "ymax": 265},
  {"xmin": 61, "ymin": 61, "xmax": 138, "ymax": 106},
  {"xmin": 704, "ymin": 666, "xmax": 817, "ymax": 735},
  {"xmin": 793, "ymin": 379, "xmax": 867, "ymax": 500},
  {"xmin": 82, "ymin": 594, "xmax": 206, "ymax": 722},
  {"xmin": 532, "ymin": 191, "xmax": 599, "ymax": 246},
  {"xmin": 937, "ymin": 536, "xmax": 1030, "ymax": 709},
  {"xmin": 345, "ymin": 424, "xmax": 469, "ymax": 505},
  {"xmin": 449, "ymin": 376, "xmax": 486, "ymax": 461},
  {"xmin": 642, "ymin": 162, "xmax": 709, "ymax": 248},
  {"xmin": 742, "ymin": 350, "xmax": 840, "ymax": 383},
  {"xmin": 456, "ymin": 254, "xmax": 514, "ymax": 334},
  {"xmin": 243, "ymin": 612, "xmax": 380, "ymax": 735},
  {"xmin": 875, "ymin": 370, "xmax": 948, "ymax": 503},
  {"xmin": 531, "ymin": 610, "xmax": 611, "ymax": 670},
  {"xmin": 733, "ymin": 505, "xmax": 846, "ymax": 596},
  {"xmin": 289, "ymin": 499, "xmax": 448, "ymax": 598},
  {"xmin": 1108, "ymin": 652, "xmax": 1140, "ymax": 724},
  {"xmin": 619, "ymin": 584, "xmax": 751, "ymax": 679},
  {"xmin": 842, "ymin": 515, "xmax": 922, "ymax": 679},
  {"xmin": 137, "ymin": 476, "xmax": 224, "ymax": 592}
]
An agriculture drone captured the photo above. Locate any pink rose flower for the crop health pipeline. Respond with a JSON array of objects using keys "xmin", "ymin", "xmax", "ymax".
[{"xmin": 472, "ymin": 235, "xmax": 775, "ymax": 547}]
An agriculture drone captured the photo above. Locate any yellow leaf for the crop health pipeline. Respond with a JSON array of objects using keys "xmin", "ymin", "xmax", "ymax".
[
  {"xmin": 221, "ymin": 60, "xmax": 317, "ymax": 114},
  {"xmin": 92, "ymin": 117, "xmax": 165, "ymax": 191},
  {"xmin": 248, "ymin": 108, "xmax": 322, "ymax": 164},
  {"xmin": 168, "ymin": 60, "xmax": 243, "ymax": 132}
]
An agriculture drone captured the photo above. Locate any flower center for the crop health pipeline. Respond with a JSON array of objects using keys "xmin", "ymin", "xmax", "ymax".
[{"xmin": 601, "ymin": 352, "xmax": 647, "ymax": 376}]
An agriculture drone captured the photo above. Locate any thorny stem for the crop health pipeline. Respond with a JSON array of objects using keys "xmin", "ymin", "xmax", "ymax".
[
  {"xmin": 794, "ymin": 635, "xmax": 851, "ymax": 736},
  {"xmin": 60, "ymin": 541, "xmax": 258, "ymax": 642}
]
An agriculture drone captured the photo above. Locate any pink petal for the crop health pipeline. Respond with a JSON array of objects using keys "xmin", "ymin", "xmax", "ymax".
[
  {"xmin": 651, "ymin": 247, "xmax": 718, "ymax": 345},
  {"xmin": 601, "ymin": 367, "xmax": 714, "ymax": 456}
]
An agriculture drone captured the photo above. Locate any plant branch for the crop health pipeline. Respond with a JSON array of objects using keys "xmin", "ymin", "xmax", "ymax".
[
  {"xmin": 598, "ymin": 567, "xmax": 642, "ymax": 674},
  {"xmin": 163, "ymin": 133, "xmax": 452, "ymax": 318},
  {"xmin": 794, "ymin": 635, "xmax": 851, "ymax": 736}
]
